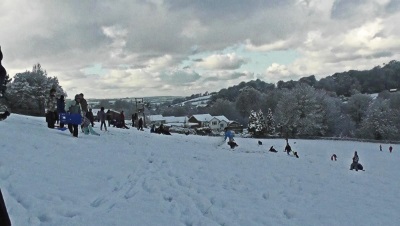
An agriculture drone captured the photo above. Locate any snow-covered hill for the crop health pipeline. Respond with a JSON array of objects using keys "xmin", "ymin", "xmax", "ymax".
[
  {"xmin": 173, "ymin": 95, "xmax": 211, "ymax": 107},
  {"xmin": 0, "ymin": 114, "xmax": 399, "ymax": 226}
]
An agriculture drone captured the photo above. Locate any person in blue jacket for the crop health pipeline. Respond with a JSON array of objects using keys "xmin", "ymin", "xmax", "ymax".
[
  {"xmin": 65, "ymin": 94, "xmax": 82, "ymax": 137},
  {"xmin": 224, "ymin": 128, "xmax": 238, "ymax": 149},
  {"xmin": 224, "ymin": 127, "xmax": 234, "ymax": 142}
]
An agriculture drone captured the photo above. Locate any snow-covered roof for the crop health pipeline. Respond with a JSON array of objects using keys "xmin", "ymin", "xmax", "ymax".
[
  {"xmin": 165, "ymin": 122, "xmax": 197, "ymax": 127},
  {"xmin": 212, "ymin": 115, "xmax": 230, "ymax": 122},
  {"xmin": 164, "ymin": 116, "xmax": 188, "ymax": 123},
  {"xmin": 190, "ymin": 114, "xmax": 213, "ymax": 122},
  {"xmin": 148, "ymin": 115, "xmax": 164, "ymax": 121}
]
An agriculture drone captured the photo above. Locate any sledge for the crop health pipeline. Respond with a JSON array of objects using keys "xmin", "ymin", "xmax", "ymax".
[
  {"xmin": 59, "ymin": 113, "xmax": 82, "ymax": 124},
  {"xmin": 350, "ymin": 163, "xmax": 364, "ymax": 171}
]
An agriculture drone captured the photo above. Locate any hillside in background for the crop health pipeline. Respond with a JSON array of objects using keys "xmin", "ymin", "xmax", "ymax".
[{"xmin": 210, "ymin": 60, "xmax": 400, "ymax": 103}]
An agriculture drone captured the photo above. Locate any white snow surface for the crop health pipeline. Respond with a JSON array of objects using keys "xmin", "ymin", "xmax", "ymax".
[{"xmin": 1, "ymin": 114, "xmax": 400, "ymax": 226}]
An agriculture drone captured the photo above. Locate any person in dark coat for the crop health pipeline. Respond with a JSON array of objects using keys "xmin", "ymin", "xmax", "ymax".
[
  {"xmin": 150, "ymin": 124, "xmax": 155, "ymax": 133},
  {"xmin": 350, "ymin": 151, "xmax": 360, "ymax": 171},
  {"xmin": 45, "ymin": 88, "xmax": 57, "ymax": 128},
  {"xmin": 0, "ymin": 188, "xmax": 11, "ymax": 226},
  {"xmin": 106, "ymin": 110, "xmax": 112, "ymax": 127},
  {"xmin": 269, "ymin": 146, "xmax": 278, "ymax": 153},
  {"xmin": 57, "ymin": 95, "xmax": 66, "ymax": 128},
  {"xmin": 97, "ymin": 107, "xmax": 107, "ymax": 131},
  {"xmin": 0, "ymin": 46, "xmax": 7, "ymax": 97},
  {"xmin": 389, "ymin": 146, "xmax": 393, "ymax": 153},
  {"xmin": 131, "ymin": 113, "xmax": 136, "ymax": 127},
  {"xmin": 86, "ymin": 108, "xmax": 95, "ymax": 127},
  {"xmin": 138, "ymin": 117, "xmax": 143, "ymax": 131},
  {"xmin": 285, "ymin": 143, "xmax": 292, "ymax": 155}
]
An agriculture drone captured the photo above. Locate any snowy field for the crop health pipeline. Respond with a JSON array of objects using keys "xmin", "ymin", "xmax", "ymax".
[{"xmin": 1, "ymin": 114, "xmax": 399, "ymax": 226}]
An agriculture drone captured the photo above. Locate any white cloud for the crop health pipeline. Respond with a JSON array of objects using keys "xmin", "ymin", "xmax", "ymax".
[
  {"xmin": 145, "ymin": 55, "xmax": 174, "ymax": 72},
  {"xmin": 1, "ymin": 0, "xmax": 400, "ymax": 98},
  {"xmin": 196, "ymin": 53, "xmax": 246, "ymax": 70},
  {"xmin": 244, "ymin": 39, "xmax": 293, "ymax": 52},
  {"xmin": 181, "ymin": 20, "xmax": 208, "ymax": 39}
]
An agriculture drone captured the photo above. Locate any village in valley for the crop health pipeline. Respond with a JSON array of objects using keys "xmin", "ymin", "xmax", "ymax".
[{"xmin": 86, "ymin": 95, "xmax": 244, "ymax": 137}]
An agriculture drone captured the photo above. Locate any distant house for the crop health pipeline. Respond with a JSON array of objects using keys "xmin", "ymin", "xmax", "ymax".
[
  {"xmin": 148, "ymin": 115, "xmax": 165, "ymax": 126},
  {"xmin": 164, "ymin": 116, "xmax": 191, "ymax": 127},
  {"xmin": 226, "ymin": 121, "xmax": 244, "ymax": 133},
  {"xmin": 209, "ymin": 115, "xmax": 230, "ymax": 131},
  {"xmin": 188, "ymin": 114, "xmax": 213, "ymax": 128}
]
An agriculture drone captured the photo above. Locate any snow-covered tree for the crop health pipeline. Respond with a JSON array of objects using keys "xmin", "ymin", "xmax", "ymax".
[
  {"xmin": 265, "ymin": 108, "xmax": 275, "ymax": 135},
  {"xmin": 248, "ymin": 109, "xmax": 266, "ymax": 137},
  {"xmin": 7, "ymin": 64, "xmax": 66, "ymax": 115},
  {"xmin": 357, "ymin": 99, "xmax": 399, "ymax": 140},
  {"xmin": 275, "ymin": 84, "xmax": 327, "ymax": 137}
]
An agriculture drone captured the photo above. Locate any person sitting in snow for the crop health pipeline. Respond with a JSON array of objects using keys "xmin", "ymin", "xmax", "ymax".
[
  {"xmin": 82, "ymin": 116, "xmax": 100, "ymax": 136},
  {"xmin": 350, "ymin": 151, "xmax": 360, "ymax": 171},
  {"xmin": 269, "ymin": 146, "xmax": 278, "ymax": 153}
]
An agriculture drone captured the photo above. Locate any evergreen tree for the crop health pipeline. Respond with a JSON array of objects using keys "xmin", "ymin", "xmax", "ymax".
[
  {"xmin": 248, "ymin": 109, "xmax": 266, "ymax": 137},
  {"xmin": 266, "ymin": 108, "xmax": 275, "ymax": 135},
  {"xmin": 257, "ymin": 109, "xmax": 266, "ymax": 135},
  {"xmin": 248, "ymin": 110, "xmax": 258, "ymax": 135},
  {"xmin": 7, "ymin": 64, "xmax": 66, "ymax": 115}
]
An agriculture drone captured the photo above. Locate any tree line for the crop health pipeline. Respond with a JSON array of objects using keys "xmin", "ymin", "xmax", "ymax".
[
  {"xmin": 164, "ymin": 61, "xmax": 400, "ymax": 140},
  {"xmin": 4, "ymin": 62, "xmax": 400, "ymax": 141}
]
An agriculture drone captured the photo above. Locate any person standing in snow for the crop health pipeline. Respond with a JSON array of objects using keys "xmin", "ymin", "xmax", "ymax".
[
  {"xmin": 0, "ymin": 46, "xmax": 7, "ymax": 97},
  {"xmin": 97, "ymin": 107, "xmax": 107, "ymax": 131},
  {"xmin": 223, "ymin": 127, "xmax": 238, "ymax": 149},
  {"xmin": 350, "ymin": 151, "xmax": 360, "ymax": 171},
  {"xmin": 389, "ymin": 146, "xmax": 393, "ymax": 153},
  {"xmin": 86, "ymin": 108, "xmax": 95, "ymax": 127},
  {"xmin": 138, "ymin": 117, "xmax": 143, "ymax": 131},
  {"xmin": 45, "ymin": 88, "xmax": 57, "ymax": 128},
  {"xmin": 79, "ymin": 93, "xmax": 88, "ymax": 131},
  {"xmin": 285, "ymin": 142, "xmax": 292, "ymax": 155},
  {"xmin": 106, "ymin": 110, "xmax": 112, "ymax": 127},
  {"xmin": 57, "ymin": 95, "xmax": 66, "ymax": 128},
  {"xmin": 224, "ymin": 127, "xmax": 234, "ymax": 142},
  {"xmin": 380, "ymin": 144, "xmax": 382, "ymax": 151},
  {"xmin": 65, "ymin": 94, "xmax": 82, "ymax": 137}
]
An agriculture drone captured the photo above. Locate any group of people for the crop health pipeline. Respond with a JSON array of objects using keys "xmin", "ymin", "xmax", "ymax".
[
  {"xmin": 150, "ymin": 123, "xmax": 171, "ymax": 135},
  {"xmin": 45, "ymin": 88, "xmax": 149, "ymax": 136},
  {"xmin": 45, "ymin": 90, "xmax": 101, "ymax": 137}
]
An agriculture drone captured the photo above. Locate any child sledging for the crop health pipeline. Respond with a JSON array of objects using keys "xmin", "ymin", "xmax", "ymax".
[{"xmin": 350, "ymin": 151, "xmax": 363, "ymax": 171}]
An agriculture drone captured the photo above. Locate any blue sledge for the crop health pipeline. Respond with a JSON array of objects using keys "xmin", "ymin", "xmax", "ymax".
[{"xmin": 59, "ymin": 113, "xmax": 82, "ymax": 124}]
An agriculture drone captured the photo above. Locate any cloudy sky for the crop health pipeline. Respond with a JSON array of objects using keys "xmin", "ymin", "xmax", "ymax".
[{"xmin": 1, "ymin": 0, "xmax": 400, "ymax": 98}]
